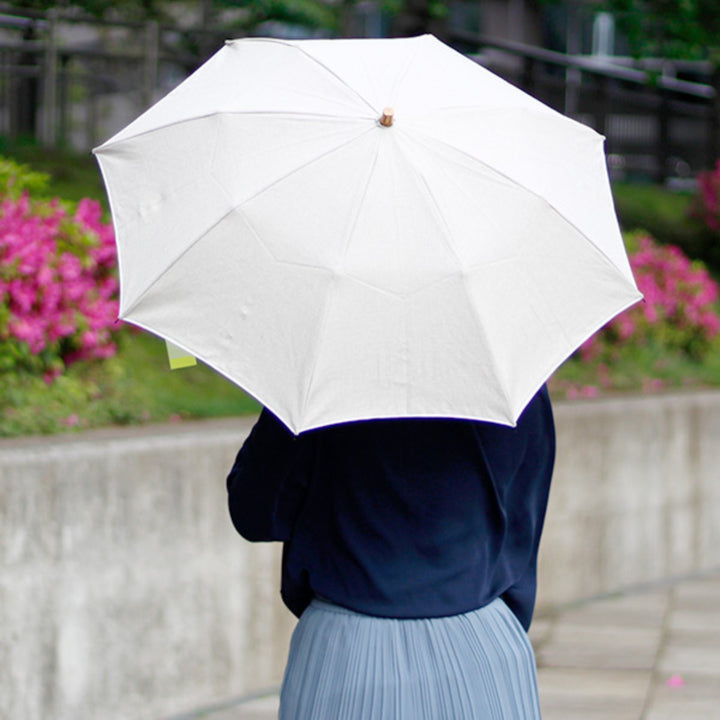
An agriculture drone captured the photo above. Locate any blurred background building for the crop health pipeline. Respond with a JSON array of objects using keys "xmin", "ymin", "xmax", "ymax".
[{"xmin": 0, "ymin": 0, "xmax": 717, "ymax": 184}]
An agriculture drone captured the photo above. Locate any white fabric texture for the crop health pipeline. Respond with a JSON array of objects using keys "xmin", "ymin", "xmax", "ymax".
[{"xmin": 94, "ymin": 35, "xmax": 642, "ymax": 433}]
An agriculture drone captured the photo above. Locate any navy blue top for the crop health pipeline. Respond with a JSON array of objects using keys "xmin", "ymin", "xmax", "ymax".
[{"xmin": 227, "ymin": 387, "xmax": 555, "ymax": 631}]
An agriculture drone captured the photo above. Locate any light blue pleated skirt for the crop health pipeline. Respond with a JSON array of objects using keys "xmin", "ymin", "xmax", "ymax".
[{"xmin": 279, "ymin": 597, "xmax": 541, "ymax": 719}]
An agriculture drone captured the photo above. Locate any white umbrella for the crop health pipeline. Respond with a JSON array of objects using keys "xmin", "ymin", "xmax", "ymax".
[{"xmin": 94, "ymin": 34, "xmax": 641, "ymax": 434}]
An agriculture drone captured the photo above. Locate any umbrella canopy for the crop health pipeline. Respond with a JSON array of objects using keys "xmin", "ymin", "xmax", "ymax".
[{"xmin": 94, "ymin": 34, "xmax": 641, "ymax": 434}]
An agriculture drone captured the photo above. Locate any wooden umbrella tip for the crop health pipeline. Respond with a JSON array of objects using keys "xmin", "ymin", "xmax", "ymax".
[{"xmin": 379, "ymin": 107, "xmax": 394, "ymax": 127}]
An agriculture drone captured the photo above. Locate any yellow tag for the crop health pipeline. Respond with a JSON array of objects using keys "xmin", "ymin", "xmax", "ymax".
[{"xmin": 165, "ymin": 340, "xmax": 197, "ymax": 369}]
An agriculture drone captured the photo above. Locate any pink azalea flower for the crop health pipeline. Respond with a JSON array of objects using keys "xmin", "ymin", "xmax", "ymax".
[
  {"xmin": 92, "ymin": 342, "xmax": 117, "ymax": 359},
  {"xmin": 579, "ymin": 232, "xmax": 720, "ymax": 396},
  {"xmin": 80, "ymin": 329, "xmax": 99, "ymax": 349},
  {"xmin": 1, "ymin": 190, "xmax": 120, "ymax": 378},
  {"xmin": 57, "ymin": 253, "xmax": 83, "ymax": 282},
  {"xmin": 8, "ymin": 316, "xmax": 46, "ymax": 353}
]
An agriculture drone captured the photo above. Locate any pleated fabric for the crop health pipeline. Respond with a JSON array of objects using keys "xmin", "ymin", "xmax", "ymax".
[{"xmin": 279, "ymin": 597, "xmax": 541, "ymax": 719}]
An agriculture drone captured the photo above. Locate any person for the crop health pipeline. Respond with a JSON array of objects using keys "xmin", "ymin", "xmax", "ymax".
[{"xmin": 226, "ymin": 385, "xmax": 555, "ymax": 719}]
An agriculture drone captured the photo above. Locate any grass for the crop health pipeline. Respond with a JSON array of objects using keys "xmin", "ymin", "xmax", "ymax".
[
  {"xmin": 109, "ymin": 329, "xmax": 261, "ymax": 418},
  {"xmin": 612, "ymin": 181, "xmax": 720, "ymax": 274},
  {"xmin": 1, "ymin": 329, "xmax": 260, "ymax": 436},
  {"xmin": 1, "ymin": 142, "xmax": 108, "ymax": 206},
  {"xmin": 2, "ymin": 144, "xmax": 720, "ymax": 436},
  {"xmin": 612, "ymin": 181, "xmax": 697, "ymax": 239}
]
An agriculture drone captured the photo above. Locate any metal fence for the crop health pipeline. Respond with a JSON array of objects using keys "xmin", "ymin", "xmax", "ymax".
[
  {"xmin": 0, "ymin": 7, "xmax": 222, "ymax": 150},
  {"xmin": 1, "ymin": 8, "xmax": 718, "ymax": 184},
  {"xmin": 453, "ymin": 31, "xmax": 719, "ymax": 184}
]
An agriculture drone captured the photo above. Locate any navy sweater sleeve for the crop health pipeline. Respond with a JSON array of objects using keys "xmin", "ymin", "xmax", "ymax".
[
  {"xmin": 495, "ymin": 387, "xmax": 556, "ymax": 629},
  {"xmin": 226, "ymin": 408, "xmax": 310, "ymax": 542}
]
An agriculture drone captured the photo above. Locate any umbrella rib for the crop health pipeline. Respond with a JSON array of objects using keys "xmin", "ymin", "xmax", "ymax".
[
  {"xmin": 244, "ymin": 38, "xmax": 380, "ymax": 116},
  {"xmin": 403, "ymin": 125, "xmax": 544, "ymax": 200},
  {"xmin": 119, "ymin": 128, "xmax": 377, "ymax": 319},
  {"xmin": 235, "ymin": 125, "xmax": 377, "ymax": 209},
  {"xmin": 393, "ymin": 130, "xmax": 514, "ymax": 410},
  {"xmin": 398, "ymin": 129, "xmax": 641, "ymax": 417},
  {"xmin": 95, "ymin": 112, "xmax": 372, "ymax": 152},
  {"xmin": 384, "ymin": 36, "xmax": 423, "ymax": 111},
  {"xmin": 296, "ymin": 133, "xmax": 385, "ymax": 424},
  {"xmin": 404, "ymin": 126, "xmax": 626, "ymax": 275},
  {"xmin": 336, "ymin": 131, "xmax": 383, "ymax": 262},
  {"xmin": 409, "ymin": 104, "xmax": 591, "ymax": 127}
]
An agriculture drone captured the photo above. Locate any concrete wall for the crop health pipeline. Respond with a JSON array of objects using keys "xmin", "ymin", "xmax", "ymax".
[
  {"xmin": 0, "ymin": 419, "xmax": 295, "ymax": 720},
  {"xmin": 537, "ymin": 391, "xmax": 720, "ymax": 610},
  {"xmin": 1, "ymin": 391, "xmax": 719, "ymax": 719}
]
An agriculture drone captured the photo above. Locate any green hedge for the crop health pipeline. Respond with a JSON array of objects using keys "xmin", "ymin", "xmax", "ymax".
[{"xmin": 612, "ymin": 182, "xmax": 720, "ymax": 274}]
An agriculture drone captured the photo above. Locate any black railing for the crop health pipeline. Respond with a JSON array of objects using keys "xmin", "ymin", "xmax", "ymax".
[
  {"xmin": 450, "ymin": 31, "xmax": 719, "ymax": 183},
  {"xmin": 0, "ymin": 7, "xmax": 717, "ymax": 184},
  {"xmin": 0, "ymin": 6, "xmax": 222, "ymax": 148}
]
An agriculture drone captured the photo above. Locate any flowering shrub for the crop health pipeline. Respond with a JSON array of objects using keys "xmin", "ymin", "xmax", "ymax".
[
  {"xmin": 684, "ymin": 160, "xmax": 720, "ymax": 275},
  {"xmin": 694, "ymin": 159, "xmax": 720, "ymax": 233},
  {"xmin": 0, "ymin": 156, "xmax": 49, "ymax": 200},
  {"xmin": 581, "ymin": 232, "xmax": 720, "ymax": 363},
  {"xmin": 551, "ymin": 231, "xmax": 720, "ymax": 399},
  {"xmin": 0, "ymin": 159, "xmax": 119, "ymax": 379}
]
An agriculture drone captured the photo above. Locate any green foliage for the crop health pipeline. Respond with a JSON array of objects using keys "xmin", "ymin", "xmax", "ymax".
[
  {"xmin": 0, "ymin": 347, "xmax": 170, "ymax": 436},
  {"xmin": 0, "ymin": 157, "xmax": 50, "ymax": 200},
  {"xmin": 611, "ymin": 182, "xmax": 720, "ymax": 272},
  {"xmin": 551, "ymin": 335, "xmax": 720, "ymax": 399},
  {"xmin": 5, "ymin": 0, "xmax": 342, "ymax": 31},
  {"xmin": 121, "ymin": 331, "xmax": 260, "ymax": 419},
  {"xmin": 9, "ymin": 0, "xmax": 169, "ymax": 22},
  {"xmin": 599, "ymin": 0, "xmax": 720, "ymax": 59},
  {"xmin": 0, "ymin": 145, "xmax": 108, "ymax": 207},
  {"xmin": 215, "ymin": 0, "xmax": 338, "ymax": 33},
  {"xmin": 686, "ymin": 161, "xmax": 720, "ymax": 274},
  {"xmin": 0, "ymin": 329, "xmax": 260, "ymax": 436},
  {"xmin": 0, "ymin": 366, "xmax": 136, "ymax": 435}
]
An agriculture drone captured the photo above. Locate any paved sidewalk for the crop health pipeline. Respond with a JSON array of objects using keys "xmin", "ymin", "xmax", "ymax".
[
  {"xmin": 533, "ymin": 570, "xmax": 720, "ymax": 719},
  {"xmin": 187, "ymin": 570, "xmax": 720, "ymax": 720}
]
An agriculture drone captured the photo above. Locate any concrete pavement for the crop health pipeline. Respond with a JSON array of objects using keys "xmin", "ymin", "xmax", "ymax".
[
  {"xmin": 181, "ymin": 569, "xmax": 720, "ymax": 720},
  {"xmin": 533, "ymin": 569, "xmax": 720, "ymax": 719}
]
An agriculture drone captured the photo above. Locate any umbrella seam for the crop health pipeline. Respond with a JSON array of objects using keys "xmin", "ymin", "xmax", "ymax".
[
  {"xmin": 512, "ymin": 289, "xmax": 643, "ymax": 420},
  {"xmin": 235, "ymin": 37, "xmax": 380, "ymax": 116},
  {"xmin": 234, "ymin": 126, "xmax": 377, "ymax": 210},
  {"xmin": 404, "ymin": 126, "xmax": 634, "ymax": 283},
  {"xmin": 405, "ymin": 106, "xmax": 602, "ymax": 141},
  {"xmin": 392, "ymin": 129, "xmax": 515, "ymax": 413},
  {"xmin": 94, "ymin": 112, "xmax": 373, "ymax": 152},
  {"xmin": 103, "ymin": 34, "xmax": 642, "ymax": 432},
  {"xmin": 296, "ymin": 133, "xmax": 385, "ymax": 426},
  {"xmin": 95, "ymin": 109, "xmax": 596, "ymax": 155},
  {"xmin": 117, "ymin": 127, "xmax": 377, "ymax": 319},
  {"xmin": 386, "ymin": 35, "xmax": 425, "ymax": 112},
  {"xmin": 94, "ymin": 155, "xmax": 131, "ymax": 317}
]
